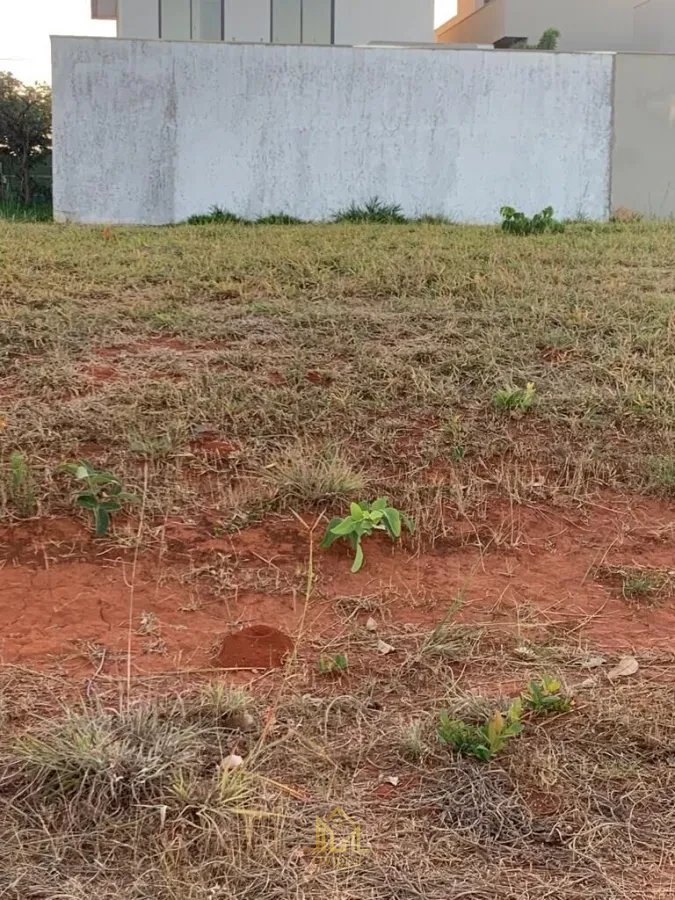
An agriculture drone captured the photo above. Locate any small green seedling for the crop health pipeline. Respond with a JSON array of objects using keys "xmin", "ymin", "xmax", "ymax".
[
  {"xmin": 500, "ymin": 206, "xmax": 565, "ymax": 235},
  {"xmin": 317, "ymin": 653, "xmax": 349, "ymax": 675},
  {"xmin": 622, "ymin": 571, "xmax": 659, "ymax": 599},
  {"xmin": 8, "ymin": 450, "xmax": 37, "ymax": 517},
  {"xmin": 494, "ymin": 382, "xmax": 536, "ymax": 412},
  {"xmin": 438, "ymin": 698, "xmax": 523, "ymax": 762},
  {"xmin": 320, "ymin": 498, "xmax": 414, "ymax": 573},
  {"xmin": 60, "ymin": 460, "xmax": 138, "ymax": 536},
  {"xmin": 523, "ymin": 676, "xmax": 573, "ymax": 716}
]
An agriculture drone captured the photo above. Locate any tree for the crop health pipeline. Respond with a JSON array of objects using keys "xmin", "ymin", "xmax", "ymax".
[
  {"xmin": 512, "ymin": 28, "xmax": 561, "ymax": 51},
  {"xmin": 0, "ymin": 72, "xmax": 51, "ymax": 205},
  {"xmin": 536, "ymin": 28, "xmax": 560, "ymax": 50}
]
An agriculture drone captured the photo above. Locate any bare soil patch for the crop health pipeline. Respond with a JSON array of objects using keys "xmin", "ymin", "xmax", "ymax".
[
  {"xmin": 216, "ymin": 625, "xmax": 294, "ymax": 668},
  {"xmin": 2, "ymin": 494, "xmax": 675, "ymax": 683}
]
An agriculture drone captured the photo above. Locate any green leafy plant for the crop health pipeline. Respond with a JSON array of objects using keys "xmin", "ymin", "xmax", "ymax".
[
  {"xmin": 438, "ymin": 699, "xmax": 523, "ymax": 762},
  {"xmin": 500, "ymin": 206, "xmax": 565, "ymax": 235},
  {"xmin": 7, "ymin": 450, "xmax": 37, "ymax": 517},
  {"xmin": 332, "ymin": 197, "xmax": 408, "ymax": 224},
  {"xmin": 320, "ymin": 498, "xmax": 414, "ymax": 573},
  {"xmin": 317, "ymin": 653, "xmax": 349, "ymax": 675},
  {"xmin": 59, "ymin": 461, "xmax": 138, "ymax": 536},
  {"xmin": 494, "ymin": 382, "xmax": 536, "ymax": 412},
  {"xmin": 523, "ymin": 676, "xmax": 572, "ymax": 716}
]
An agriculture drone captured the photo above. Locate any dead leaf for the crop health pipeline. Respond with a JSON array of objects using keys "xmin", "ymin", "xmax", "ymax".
[
  {"xmin": 608, "ymin": 655, "xmax": 639, "ymax": 680},
  {"xmin": 377, "ymin": 639, "xmax": 395, "ymax": 655},
  {"xmin": 365, "ymin": 617, "xmax": 377, "ymax": 632}
]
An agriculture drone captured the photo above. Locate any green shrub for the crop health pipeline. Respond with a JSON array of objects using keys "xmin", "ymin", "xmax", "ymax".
[{"xmin": 500, "ymin": 206, "xmax": 565, "ymax": 235}]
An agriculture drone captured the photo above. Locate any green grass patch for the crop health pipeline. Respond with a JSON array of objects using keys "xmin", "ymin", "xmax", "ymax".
[{"xmin": 0, "ymin": 201, "xmax": 52, "ymax": 222}]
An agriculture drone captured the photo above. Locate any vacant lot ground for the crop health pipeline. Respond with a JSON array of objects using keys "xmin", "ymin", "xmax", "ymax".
[{"xmin": 1, "ymin": 221, "xmax": 675, "ymax": 899}]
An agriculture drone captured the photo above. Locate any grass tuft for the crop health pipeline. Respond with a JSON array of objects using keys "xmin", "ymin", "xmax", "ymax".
[
  {"xmin": 596, "ymin": 563, "xmax": 675, "ymax": 605},
  {"xmin": 255, "ymin": 213, "xmax": 306, "ymax": 225},
  {"xmin": 268, "ymin": 443, "xmax": 365, "ymax": 505},
  {"xmin": 4, "ymin": 450, "xmax": 37, "ymax": 517},
  {"xmin": 186, "ymin": 205, "xmax": 246, "ymax": 225},
  {"xmin": 493, "ymin": 382, "xmax": 536, "ymax": 413},
  {"xmin": 332, "ymin": 196, "xmax": 408, "ymax": 224}
]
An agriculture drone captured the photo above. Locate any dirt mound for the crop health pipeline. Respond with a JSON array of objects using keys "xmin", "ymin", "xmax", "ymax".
[{"xmin": 215, "ymin": 625, "xmax": 294, "ymax": 669}]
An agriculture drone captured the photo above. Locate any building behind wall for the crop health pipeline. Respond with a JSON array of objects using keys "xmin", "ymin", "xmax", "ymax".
[
  {"xmin": 435, "ymin": 0, "xmax": 673, "ymax": 52},
  {"xmin": 633, "ymin": 0, "xmax": 675, "ymax": 52},
  {"xmin": 92, "ymin": 0, "xmax": 435, "ymax": 45}
]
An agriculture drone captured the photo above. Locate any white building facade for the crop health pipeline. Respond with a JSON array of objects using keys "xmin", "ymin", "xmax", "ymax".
[
  {"xmin": 92, "ymin": 0, "xmax": 435, "ymax": 45},
  {"xmin": 435, "ymin": 0, "xmax": 675, "ymax": 52}
]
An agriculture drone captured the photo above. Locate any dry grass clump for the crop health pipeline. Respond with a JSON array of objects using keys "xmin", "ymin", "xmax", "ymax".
[
  {"xmin": 268, "ymin": 441, "xmax": 365, "ymax": 504},
  {"xmin": 2, "ymin": 639, "xmax": 675, "ymax": 899}
]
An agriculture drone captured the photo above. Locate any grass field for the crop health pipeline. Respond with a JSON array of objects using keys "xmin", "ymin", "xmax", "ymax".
[
  {"xmin": 2, "ymin": 220, "xmax": 675, "ymax": 899},
  {"xmin": 3, "ymin": 220, "xmax": 675, "ymax": 527}
]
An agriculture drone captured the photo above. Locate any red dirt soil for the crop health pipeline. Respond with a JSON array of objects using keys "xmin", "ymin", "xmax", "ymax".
[
  {"xmin": 215, "ymin": 625, "xmax": 294, "ymax": 669},
  {"xmin": 1, "ymin": 494, "xmax": 675, "ymax": 679}
]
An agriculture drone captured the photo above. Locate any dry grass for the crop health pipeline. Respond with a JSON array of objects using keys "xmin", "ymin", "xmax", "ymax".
[
  {"xmin": 3, "ymin": 219, "xmax": 675, "ymax": 897},
  {"xmin": 2, "ymin": 220, "xmax": 675, "ymax": 536},
  {"xmin": 595, "ymin": 563, "xmax": 675, "ymax": 606},
  {"xmin": 2, "ymin": 631, "xmax": 674, "ymax": 899}
]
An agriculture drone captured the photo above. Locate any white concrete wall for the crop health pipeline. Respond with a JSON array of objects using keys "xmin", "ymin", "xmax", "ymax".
[
  {"xmin": 52, "ymin": 37, "xmax": 613, "ymax": 224},
  {"xmin": 52, "ymin": 38, "xmax": 176, "ymax": 224}
]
